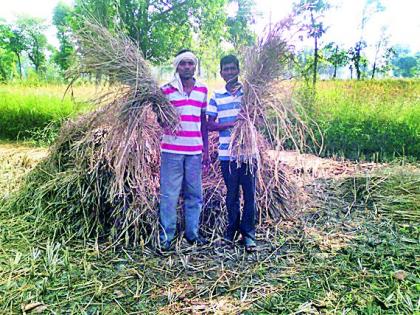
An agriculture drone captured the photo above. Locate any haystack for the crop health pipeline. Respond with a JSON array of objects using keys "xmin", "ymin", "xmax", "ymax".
[{"xmin": 6, "ymin": 20, "xmax": 310, "ymax": 247}]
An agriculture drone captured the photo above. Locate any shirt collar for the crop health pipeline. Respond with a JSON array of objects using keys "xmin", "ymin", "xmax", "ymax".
[
  {"xmin": 219, "ymin": 84, "xmax": 243, "ymax": 96},
  {"xmin": 168, "ymin": 78, "xmax": 198, "ymax": 93}
]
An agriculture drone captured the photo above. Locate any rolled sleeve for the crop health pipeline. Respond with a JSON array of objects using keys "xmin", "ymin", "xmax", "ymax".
[{"xmin": 206, "ymin": 97, "xmax": 218, "ymax": 117}]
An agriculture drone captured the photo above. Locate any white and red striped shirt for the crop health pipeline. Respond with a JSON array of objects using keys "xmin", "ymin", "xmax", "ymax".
[{"xmin": 161, "ymin": 81, "xmax": 208, "ymax": 155}]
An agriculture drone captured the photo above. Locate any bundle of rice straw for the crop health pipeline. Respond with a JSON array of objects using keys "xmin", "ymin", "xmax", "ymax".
[
  {"xmin": 6, "ymin": 20, "xmax": 302, "ymax": 247},
  {"xmin": 229, "ymin": 18, "xmax": 318, "ymax": 169}
]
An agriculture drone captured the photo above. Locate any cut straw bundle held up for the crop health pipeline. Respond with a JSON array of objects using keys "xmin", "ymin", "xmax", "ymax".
[{"xmin": 229, "ymin": 19, "xmax": 318, "ymax": 168}]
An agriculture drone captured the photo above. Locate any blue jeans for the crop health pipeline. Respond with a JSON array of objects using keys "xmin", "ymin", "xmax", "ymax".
[
  {"xmin": 220, "ymin": 161, "xmax": 256, "ymax": 245},
  {"xmin": 159, "ymin": 152, "xmax": 203, "ymax": 244}
]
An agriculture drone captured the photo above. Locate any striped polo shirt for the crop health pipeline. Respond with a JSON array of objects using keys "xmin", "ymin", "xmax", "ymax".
[
  {"xmin": 160, "ymin": 81, "xmax": 207, "ymax": 155},
  {"xmin": 207, "ymin": 87, "xmax": 243, "ymax": 160}
]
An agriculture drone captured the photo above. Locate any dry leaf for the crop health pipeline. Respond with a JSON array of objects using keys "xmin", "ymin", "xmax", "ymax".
[
  {"xmin": 393, "ymin": 270, "xmax": 407, "ymax": 281},
  {"xmin": 22, "ymin": 302, "xmax": 47, "ymax": 314}
]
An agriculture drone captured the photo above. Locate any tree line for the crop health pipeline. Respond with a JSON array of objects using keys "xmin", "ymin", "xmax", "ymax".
[{"xmin": 0, "ymin": 0, "xmax": 418, "ymax": 83}]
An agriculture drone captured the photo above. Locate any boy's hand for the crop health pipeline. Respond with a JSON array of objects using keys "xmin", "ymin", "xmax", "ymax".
[{"xmin": 236, "ymin": 108, "xmax": 246, "ymax": 121}]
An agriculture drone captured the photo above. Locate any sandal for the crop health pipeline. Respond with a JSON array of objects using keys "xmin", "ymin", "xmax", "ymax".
[{"xmin": 245, "ymin": 243, "xmax": 257, "ymax": 253}]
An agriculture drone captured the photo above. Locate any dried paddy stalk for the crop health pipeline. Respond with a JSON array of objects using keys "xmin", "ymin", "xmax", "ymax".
[{"xmin": 230, "ymin": 18, "xmax": 320, "ymax": 168}]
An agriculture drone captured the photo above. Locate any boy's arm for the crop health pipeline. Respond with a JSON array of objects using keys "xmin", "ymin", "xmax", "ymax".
[
  {"xmin": 206, "ymin": 95, "xmax": 236, "ymax": 131},
  {"xmin": 207, "ymin": 116, "xmax": 236, "ymax": 131}
]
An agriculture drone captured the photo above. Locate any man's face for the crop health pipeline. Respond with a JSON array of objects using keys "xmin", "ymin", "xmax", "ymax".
[
  {"xmin": 177, "ymin": 59, "xmax": 196, "ymax": 80},
  {"xmin": 220, "ymin": 62, "xmax": 239, "ymax": 83}
]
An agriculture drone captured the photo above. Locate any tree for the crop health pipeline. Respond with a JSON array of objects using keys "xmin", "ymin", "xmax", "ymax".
[
  {"xmin": 0, "ymin": 20, "xmax": 26, "ymax": 79},
  {"xmin": 391, "ymin": 46, "xmax": 418, "ymax": 78},
  {"xmin": 322, "ymin": 42, "xmax": 348, "ymax": 79},
  {"xmin": 294, "ymin": 0, "xmax": 330, "ymax": 87},
  {"xmin": 372, "ymin": 47, "xmax": 395, "ymax": 79},
  {"xmin": 16, "ymin": 16, "xmax": 48, "ymax": 73},
  {"xmin": 371, "ymin": 27, "xmax": 389, "ymax": 79},
  {"xmin": 193, "ymin": 0, "xmax": 228, "ymax": 77},
  {"xmin": 414, "ymin": 52, "xmax": 420, "ymax": 77},
  {"xmin": 9, "ymin": 29, "xmax": 27, "ymax": 78},
  {"xmin": 293, "ymin": 48, "xmax": 315, "ymax": 83},
  {"xmin": 0, "ymin": 21, "xmax": 16, "ymax": 81},
  {"xmin": 392, "ymin": 56, "xmax": 417, "ymax": 78},
  {"xmin": 225, "ymin": 0, "xmax": 256, "ymax": 49},
  {"xmin": 53, "ymin": 2, "xmax": 75, "ymax": 72},
  {"xmin": 73, "ymin": 0, "xmax": 228, "ymax": 64},
  {"xmin": 348, "ymin": 40, "xmax": 367, "ymax": 80},
  {"xmin": 351, "ymin": 0, "xmax": 385, "ymax": 80}
]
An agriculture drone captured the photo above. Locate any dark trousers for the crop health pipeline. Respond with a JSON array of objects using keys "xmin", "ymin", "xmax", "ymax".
[{"xmin": 220, "ymin": 161, "xmax": 256, "ymax": 243}]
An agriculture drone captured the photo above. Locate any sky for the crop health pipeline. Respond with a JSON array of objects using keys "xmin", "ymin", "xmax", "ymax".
[
  {"xmin": 1, "ymin": 0, "xmax": 419, "ymax": 57},
  {"xmin": 253, "ymin": 0, "xmax": 420, "ymax": 56}
]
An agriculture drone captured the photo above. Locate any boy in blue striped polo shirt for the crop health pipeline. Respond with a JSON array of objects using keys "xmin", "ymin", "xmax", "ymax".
[{"xmin": 207, "ymin": 55, "xmax": 257, "ymax": 252}]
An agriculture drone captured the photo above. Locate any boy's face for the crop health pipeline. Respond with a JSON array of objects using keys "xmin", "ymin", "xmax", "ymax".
[
  {"xmin": 177, "ymin": 59, "xmax": 196, "ymax": 80},
  {"xmin": 220, "ymin": 62, "xmax": 239, "ymax": 83}
]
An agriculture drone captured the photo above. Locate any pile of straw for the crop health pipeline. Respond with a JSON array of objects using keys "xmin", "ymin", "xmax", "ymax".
[{"xmin": 6, "ymin": 20, "xmax": 303, "ymax": 247}]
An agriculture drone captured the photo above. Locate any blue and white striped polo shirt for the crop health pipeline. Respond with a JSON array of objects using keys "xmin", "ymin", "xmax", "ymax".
[{"xmin": 207, "ymin": 87, "xmax": 243, "ymax": 160}]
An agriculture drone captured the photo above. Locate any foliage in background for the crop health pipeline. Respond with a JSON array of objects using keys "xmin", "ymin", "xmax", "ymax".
[
  {"xmin": 322, "ymin": 42, "xmax": 348, "ymax": 79},
  {"xmin": 15, "ymin": 16, "xmax": 49, "ymax": 74},
  {"xmin": 350, "ymin": 0, "xmax": 385, "ymax": 80},
  {"xmin": 72, "ymin": 0, "xmax": 227, "ymax": 65},
  {"xmin": 391, "ymin": 46, "xmax": 419, "ymax": 78},
  {"xmin": 348, "ymin": 41, "xmax": 368, "ymax": 80},
  {"xmin": 293, "ymin": 0, "xmax": 330, "ymax": 87},
  {"xmin": 370, "ymin": 27, "xmax": 394, "ymax": 79},
  {"xmin": 0, "ymin": 20, "xmax": 21, "ymax": 80},
  {"xmin": 310, "ymin": 80, "xmax": 420, "ymax": 161},
  {"xmin": 2, "ymin": 0, "xmax": 420, "ymax": 83},
  {"xmin": 0, "ymin": 0, "xmax": 259, "ymax": 82},
  {"xmin": 191, "ymin": 0, "xmax": 228, "ymax": 78},
  {"xmin": 52, "ymin": 2, "xmax": 75, "ymax": 73},
  {"xmin": 226, "ymin": 0, "xmax": 256, "ymax": 49}
]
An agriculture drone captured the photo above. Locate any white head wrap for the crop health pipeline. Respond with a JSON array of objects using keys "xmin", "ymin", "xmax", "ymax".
[
  {"xmin": 170, "ymin": 51, "xmax": 198, "ymax": 94},
  {"xmin": 173, "ymin": 51, "xmax": 198, "ymax": 69}
]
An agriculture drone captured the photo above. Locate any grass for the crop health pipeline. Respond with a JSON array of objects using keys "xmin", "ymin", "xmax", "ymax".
[
  {"xmin": 252, "ymin": 171, "xmax": 419, "ymax": 314},
  {"xmin": 311, "ymin": 79, "xmax": 420, "ymax": 161},
  {"xmin": 0, "ymin": 144, "xmax": 418, "ymax": 313},
  {"xmin": 0, "ymin": 84, "xmax": 96, "ymax": 142},
  {"xmin": 0, "ymin": 80, "xmax": 223, "ymax": 146}
]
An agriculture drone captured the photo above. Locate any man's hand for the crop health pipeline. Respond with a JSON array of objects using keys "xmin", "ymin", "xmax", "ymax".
[
  {"xmin": 163, "ymin": 126, "xmax": 173, "ymax": 135},
  {"xmin": 202, "ymin": 153, "xmax": 210, "ymax": 175}
]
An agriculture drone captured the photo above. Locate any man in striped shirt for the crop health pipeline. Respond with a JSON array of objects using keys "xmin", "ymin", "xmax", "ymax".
[
  {"xmin": 207, "ymin": 54, "xmax": 257, "ymax": 252},
  {"xmin": 159, "ymin": 49, "xmax": 209, "ymax": 251}
]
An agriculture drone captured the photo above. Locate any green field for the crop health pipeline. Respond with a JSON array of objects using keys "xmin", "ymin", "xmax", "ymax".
[
  {"xmin": 0, "ymin": 84, "xmax": 94, "ymax": 142},
  {"xmin": 312, "ymin": 80, "xmax": 420, "ymax": 160},
  {"xmin": 1, "ymin": 80, "xmax": 419, "ymax": 160}
]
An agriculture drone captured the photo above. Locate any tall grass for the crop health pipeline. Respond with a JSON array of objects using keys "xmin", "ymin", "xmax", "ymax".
[
  {"xmin": 0, "ymin": 85, "xmax": 94, "ymax": 141},
  {"xmin": 312, "ymin": 79, "xmax": 420, "ymax": 160}
]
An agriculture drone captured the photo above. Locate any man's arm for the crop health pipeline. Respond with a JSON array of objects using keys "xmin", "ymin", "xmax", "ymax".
[
  {"xmin": 201, "ymin": 111, "xmax": 208, "ymax": 156},
  {"xmin": 201, "ymin": 111, "xmax": 210, "ymax": 172}
]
